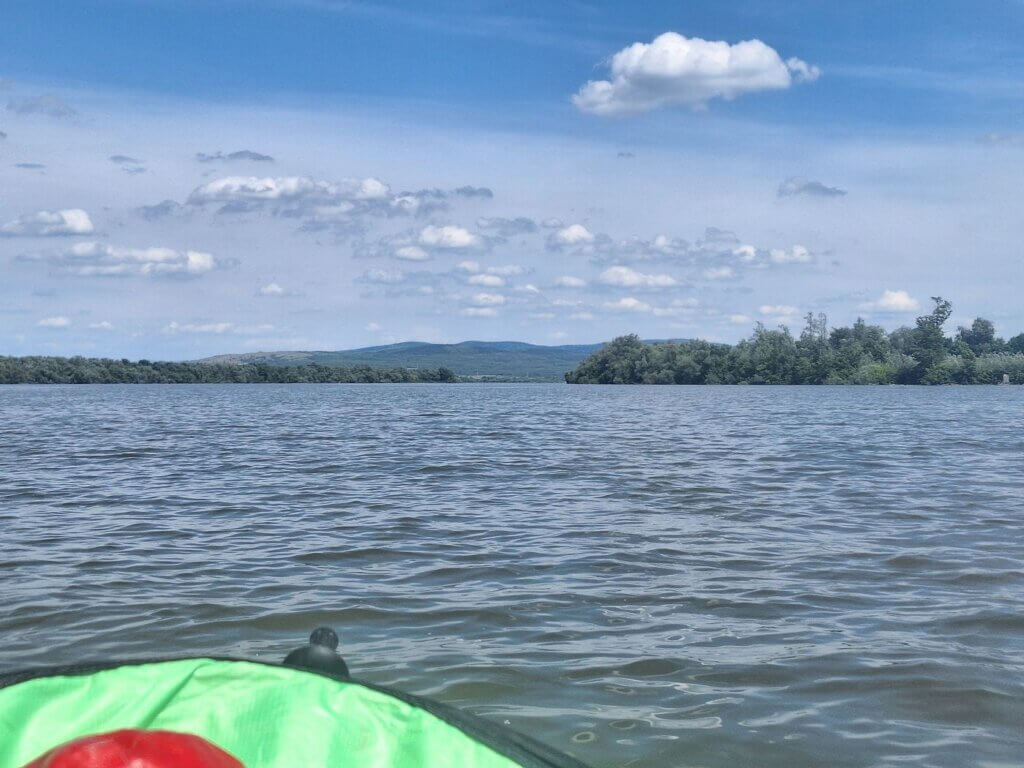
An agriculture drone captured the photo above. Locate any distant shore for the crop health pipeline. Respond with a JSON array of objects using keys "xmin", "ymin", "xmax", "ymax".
[
  {"xmin": 566, "ymin": 300, "xmax": 1024, "ymax": 385},
  {"xmin": 0, "ymin": 356, "xmax": 457, "ymax": 384}
]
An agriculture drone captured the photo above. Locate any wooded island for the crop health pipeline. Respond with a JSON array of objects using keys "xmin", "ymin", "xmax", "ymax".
[{"xmin": 566, "ymin": 298, "xmax": 1024, "ymax": 385}]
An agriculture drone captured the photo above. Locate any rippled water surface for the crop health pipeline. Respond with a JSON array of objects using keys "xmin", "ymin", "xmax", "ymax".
[{"xmin": 2, "ymin": 384, "xmax": 1023, "ymax": 766}]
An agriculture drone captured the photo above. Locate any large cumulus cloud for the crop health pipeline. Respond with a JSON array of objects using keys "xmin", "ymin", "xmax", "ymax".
[{"xmin": 573, "ymin": 32, "xmax": 819, "ymax": 115}]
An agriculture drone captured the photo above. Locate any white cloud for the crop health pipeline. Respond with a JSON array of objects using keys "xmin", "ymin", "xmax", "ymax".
[
  {"xmin": 183, "ymin": 174, "xmax": 438, "ymax": 227},
  {"xmin": 604, "ymin": 296, "xmax": 652, "ymax": 313},
  {"xmin": 769, "ymin": 245, "xmax": 813, "ymax": 264},
  {"xmin": 394, "ymin": 245, "xmax": 430, "ymax": 261},
  {"xmin": 188, "ymin": 175, "xmax": 389, "ymax": 205},
  {"xmin": 555, "ymin": 275, "xmax": 586, "ymax": 288},
  {"xmin": 166, "ymin": 321, "xmax": 234, "ymax": 334},
  {"xmin": 461, "ymin": 307, "xmax": 498, "ymax": 317},
  {"xmin": 733, "ymin": 244, "xmax": 758, "ymax": 262},
  {"xmin": 166, "ymin": 321, "xmax": 273, "ymax": 334},
  {"xmin": 27, "ymin": 242, "xmax": 220, "ymax": 277},
  {"xmin": 703, "ymin": 266, "xmax": 735, "ymax": 280},
  {"xmin": 257, "ymin": 282, "xmax": 302, "ymax": 297},
  {"xmin": 778, "ymin": 177, "xmax": 846, "ymax": 198},
  {"xmin": 2, "ymin": 209, "xmax": 94, "ymax": 237},
  {"xmin": 468, "ymin": 273, "xmax": 505, "ymax": 287},
  {"xmin": 259, "ymin": 282, "xmax": 285, "ymax": 296},
  {"xmin": 553, "ymin": 223, "xmax": 594, "ymax": 245},
  {"xmin": 189, "ymin": 176, "xmax": 337, "ymax": 204},
  {"xmin": 759, "ymin": 304, "xmax": 800, "ymax": 317},
  {"xmin": 195, "ymin": 149, "xmax": 275, "ymax": 164},
  {"xmin": 360, "ymin": 268, "xmax": 405, "ymax": 284},
  {"xmin": 785, "ymin": 58, "xmax": 822, "ymax": 83},
  {"xmin": 355, "ymin": 177, "xmax": 391, "ymax": 200},
  {"xmin": 570, "ymin": 312, "xmax": 595, "ymax": 320},
  {"xmin": 470, "ymin": 292, "xmax": 506, "ymax": 306},
  {"xmin": 38, "ymin": 316, "xmax": 70, "ymax": 328},
  {"xmin": 599, "ymin": 265, "xmax": 676, "ymax": 288},
  {"xmin": 457, "ymin": 260, "xmax": 481, "ymax": 273},
  {"xmin": 729, "ymin": 314, "xmax": 753, "ymax": 324},
  {"xmin": 573, "ymin": 32, "xmax": 820, "ymax": 115},
  {"xmin": 487, "ymin": 264, "xmax": 525, "ymax": 276},
  {"xmin": 860, "ymin": 289, "xmax": 920, "ymax": 312},
  {"xmin": 541, "ymin": 218, "xmax": 564, "ymax": 229},
  {"xmin": 419, "ymin": 224, "xmax": 481, "ymax": 249},
  {"xmin": 89, "ymin": 321, "xmax": 114, "ymax": 330},
  {"xmin": 365, "ymin": 321, "xmax": 382, "ymax": 332},
  {"xmin": 652, "ymin": 297, "xmax": 700, "ymax": 317},
  {"xmin": 649, "ymin": 234, "xmax": 688, "ymax": 255}
]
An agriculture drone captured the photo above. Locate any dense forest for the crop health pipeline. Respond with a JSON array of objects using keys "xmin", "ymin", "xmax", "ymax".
[
  {"xmin": 566, "ymin": 298, "xmax": 1024, "ymax": 385},
  {"xmin": 0, "ymin": 357, "xmax": 457, "ymax": 384}
]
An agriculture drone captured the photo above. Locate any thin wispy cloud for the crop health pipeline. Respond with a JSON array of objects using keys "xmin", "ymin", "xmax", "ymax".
[
  {"xmin": 37, "ymin": 315, "xmax": 71, "ymax": 328},
  {"xmin": 109, "ymin": 155, "xmax": 146, "ymax": 175},
  {"xmin": 21, "ymin": 242, "xmax": 223, "ymax": 277},
  {"xmin": 196, "ymin": 150, "xmax": 275, "ymax": 163},
  {"xmin": 476, "ymin": 217, "xmax": 537, "ymax": 237},
  {"xmin": 136, "ymin": 200, "xmax": 185, "ymax": 220},
  {"xmin": 778, "ymin": 177, "xmax": 846, "ymax": 198},
  {"xmin": 453, "ymin": 185, "xmax": 493, "ymax": 199},
  {"xmin": 6, "ymin": 94, "xmax": 77, "ymax": 118},
  {"xmin": 977, "ymin": 133, "xmax": 1024, "ymax": 146}
]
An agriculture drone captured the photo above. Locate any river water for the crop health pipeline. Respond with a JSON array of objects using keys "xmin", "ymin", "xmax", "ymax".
[{"xmin": 2, "ymin": 384, "xmax": 1022, "ymax": 767}]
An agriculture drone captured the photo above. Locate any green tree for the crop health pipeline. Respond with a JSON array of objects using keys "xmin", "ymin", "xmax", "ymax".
[
  {"xmin": 957, "ymin": 317, "xmax": 998, "ymax": 355},
  {"xmin": 1006, "ymin": 333, "xmax": 1024, "ymax": 355},
  {"xmin": 909, "ymin": 296, "xmax": 953, "ymax": 383}
]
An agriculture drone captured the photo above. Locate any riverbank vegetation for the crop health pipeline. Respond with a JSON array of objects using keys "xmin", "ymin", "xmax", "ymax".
[
  {"xmin": 566, "ymin": 298, "xmax": 1024, "ymax": 385},
  {"xmin": 0, "ymin": 357, "xmax": 457, "ymax": 384}
]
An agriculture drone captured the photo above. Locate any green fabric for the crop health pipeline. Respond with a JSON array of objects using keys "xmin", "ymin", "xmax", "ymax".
[{"xmin": 0, "ymin": 659, "xmax": 524, "ymax": 768}]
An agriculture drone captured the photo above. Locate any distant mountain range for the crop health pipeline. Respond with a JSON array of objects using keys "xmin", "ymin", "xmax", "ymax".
[{"xmin": 198, "ymin": 341, "xmax": 614, "ymax": 381}]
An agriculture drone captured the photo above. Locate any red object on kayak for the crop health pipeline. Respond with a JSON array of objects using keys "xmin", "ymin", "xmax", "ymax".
[{"xmin": 21, "ymin": 729, "xmax": 244, "ymax": 768}]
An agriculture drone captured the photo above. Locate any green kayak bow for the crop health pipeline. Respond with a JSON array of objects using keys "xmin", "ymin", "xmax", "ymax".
[{"xmin": 0, "ymin": 654, "xmax": 588, "ymax": 768}]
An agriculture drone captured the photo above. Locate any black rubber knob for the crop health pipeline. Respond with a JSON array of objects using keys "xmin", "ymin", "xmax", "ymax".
[
  {"xmin": 283, "ymin": 627, "xmax": 349, "ymax": 677},
  {"xmin": 309, "ymin": 626, "xmax": 339, "ymax": 650}
]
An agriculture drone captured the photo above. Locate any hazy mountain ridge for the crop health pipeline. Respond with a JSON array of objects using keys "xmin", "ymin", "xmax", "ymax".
[
  {"xmin": 198, "ymin": 340, "xmax": 685, "ymax": 380},
  {"xmin": 197, "ymin": 340, "xmax": 612, "ymax": 380}
]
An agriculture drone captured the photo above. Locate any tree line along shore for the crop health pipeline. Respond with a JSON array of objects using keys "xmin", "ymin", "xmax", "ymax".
[
  {"xmin": 566, "ymin": 298, "xmax": 1024, "ymax": 385},
  {"xmin": 5, "ymin": 298, "xmax": 1022, "ymax": 386},
  {"xmin": 0, "ymin": 358, "xmax": 457, "ymax": 384}
]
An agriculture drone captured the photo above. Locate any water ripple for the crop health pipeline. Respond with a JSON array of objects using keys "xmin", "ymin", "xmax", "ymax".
[{"xmin": 1, "ymin": 383, "xmax": 1023, "ymax": 767}]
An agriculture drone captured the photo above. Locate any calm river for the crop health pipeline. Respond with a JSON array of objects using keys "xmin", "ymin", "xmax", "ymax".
[{"xmin": 2, "ymin": 384, "xmax": 1022, "ymax": 767}]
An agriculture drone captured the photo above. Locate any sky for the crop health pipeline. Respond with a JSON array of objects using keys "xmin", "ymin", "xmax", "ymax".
[{"xmin": 2, "ymin": 0, "xmax": 1023, "ymax": 359}]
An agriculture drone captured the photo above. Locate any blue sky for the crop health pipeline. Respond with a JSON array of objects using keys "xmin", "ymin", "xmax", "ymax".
[{"xmin": 2, "ymin": 0, "xmax": 1023, "ymax": 358}]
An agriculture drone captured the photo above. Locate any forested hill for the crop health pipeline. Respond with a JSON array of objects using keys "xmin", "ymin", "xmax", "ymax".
[
  {"xmin": 566, "ymin": 299, "xmax": 1024, "ymax": 385},
  {"xmin": 0, "ymin": 357, "xmax": 457, "ymax": 384},
  {"xmin": 199, "ymin": 341, "xmax": 609, "ymax": 381}
]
